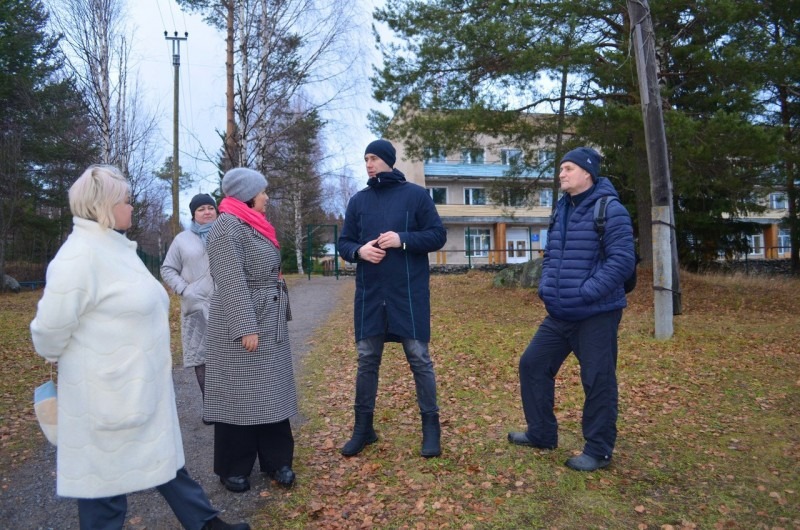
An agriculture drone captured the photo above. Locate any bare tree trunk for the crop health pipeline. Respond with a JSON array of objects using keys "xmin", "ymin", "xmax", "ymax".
[
  {"xmin": 552, "ymin": 61, "xmax": 569, "ymax": 215},
  {"xmin": 778, "ymin": 85, "xmax": 799, "ymax": 272},
  {"xmin": 293, "ymin": 189, "xmax": 304, "ymax": 274},
  {"xmin": 238, "ymin": 0, "xmax": 250, "ymax": 164},
  {"xmin": 224, "ymin": 0, "xmax": 238, "ymax": 169}
]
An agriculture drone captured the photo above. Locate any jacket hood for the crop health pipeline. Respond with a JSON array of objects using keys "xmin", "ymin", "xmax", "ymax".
[
  {"xmin": 367, "ymin": 168, "xmax": 406, "ymax": 188},
  {"xmin": 589, "ymin": 177, "xmax": 620, "ymax": 202}
]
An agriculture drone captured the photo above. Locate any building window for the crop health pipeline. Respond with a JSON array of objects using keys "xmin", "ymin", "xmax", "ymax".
[
  {"xmin": 465, "ymin": 228, "xmax": 491, "ymax": 257},
  {"xmin": 770, "ymin": 192, "xmax": 787, "ymax": 210},
  {"xmin": 747, "ymin": 234, "xmax": 764, "ymax": 256},
  {"xmin": 427, "ymin": 187, "xmax": 447, "ymax": 205},
  {"xmin": 539, "ymin": 189, "xmax": 553, "ymax": 207},
  {"xmin": 501, "ymin": 187, "xmax": 527, "ymax": 207},
  {"xmin": 778, "ymin": 228, "xmax": 790, "ymax": 254},
  {"xmin": 425, "ymin": 147, "xmax": 446, "ymax": 163},
  {"xmin": 501, "ymin": 148, "xmax": 522, "ymax": 166},
  {"xmin": 464, "ymin": 188, "xmax": 486, "ymax": 205},
  {"xmin": 461, "ymin": 148, "xmax": 484, "ymax": 165},
  {"xmin": 538, "ymin": 149, "xmax": 555, "ymax": 168}
]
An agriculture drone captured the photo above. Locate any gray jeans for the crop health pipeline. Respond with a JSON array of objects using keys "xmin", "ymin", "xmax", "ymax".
[{"xmin": 354, "ymin": 335, "xmax": 439, "ymax": 416}]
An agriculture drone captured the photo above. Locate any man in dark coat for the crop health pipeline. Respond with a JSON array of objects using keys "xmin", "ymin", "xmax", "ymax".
[
  {"xmin": 508, "ymin": 147, "xmax": 636, "ymax": 472},
  {"xmin": 338, "ymin": 139, "xmax": 447, "ymax": 458}
]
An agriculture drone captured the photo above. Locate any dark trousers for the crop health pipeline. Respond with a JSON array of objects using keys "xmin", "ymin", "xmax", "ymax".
[
  {"xmin": 354, "ymin": 335, "xmax": 439, "ymax": 416},
  {"xmin": 519, "ymin": 309, "xmax": 622, "ymax": 459},
  {"xmin": 214, "ymin": 419, "xmax": 294, "ymax": 477},
  {"xmin": 76, "ymin": 467, "xmax": 217, "ymax": 530}
]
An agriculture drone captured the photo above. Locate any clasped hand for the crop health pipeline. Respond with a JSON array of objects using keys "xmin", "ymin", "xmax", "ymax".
[{"xmin": 359, "ymin": 232, "xmax": 401, "ymax": 264}]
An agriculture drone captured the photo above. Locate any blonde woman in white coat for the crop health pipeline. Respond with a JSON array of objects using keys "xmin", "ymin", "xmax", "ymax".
[
  {"xmin": 161, "ymin": 193, "xmax": 218, "ymax": 403},
  {"xmin": 30, "ymin": 165, "xmax": 248, "ymax": 530}
]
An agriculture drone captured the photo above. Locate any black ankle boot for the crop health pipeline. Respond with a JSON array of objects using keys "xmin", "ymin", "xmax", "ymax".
[
  {"xmin": 341, "ymin": 412, "xmax": 378, "ymax": 456},
  {"xmin": 420, "ymin": 412, "xmax": 441, "ymax": 458},
  {"xmin": 268, "ymin": 465, "xmax": 296, "ymax": 487}
]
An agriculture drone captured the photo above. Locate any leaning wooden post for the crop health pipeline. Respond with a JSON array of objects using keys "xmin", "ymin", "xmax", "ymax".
[{"xmin": 627, "ymin": 0, "xmax": 674, "ymax": 339}]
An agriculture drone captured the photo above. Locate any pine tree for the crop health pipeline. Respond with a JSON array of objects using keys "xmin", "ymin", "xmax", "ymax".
[{"xmin": 0, "ymin": 0, "xmax": 97, "ymax": 286}]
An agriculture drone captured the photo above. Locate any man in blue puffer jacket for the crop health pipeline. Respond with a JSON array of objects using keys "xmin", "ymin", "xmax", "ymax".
[
  {"xmin": 508, "ymin": 147, "xmax": 636, "ymax": 471},
  {"xmin": 338, "ymin": 139, "xmax": 447, "ymax": 458}
]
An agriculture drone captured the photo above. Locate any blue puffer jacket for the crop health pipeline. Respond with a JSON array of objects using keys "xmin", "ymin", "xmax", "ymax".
[
  {"xmin": 538, "ymin": 177, "xmax": 635, "ymax": 321},
  {"xmin": 338, "ymin": 169, "xmax": 447, "ymax": 342}
]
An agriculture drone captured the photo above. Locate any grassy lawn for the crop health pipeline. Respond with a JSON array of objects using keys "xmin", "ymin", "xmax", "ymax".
[
  {"xmin": 1, "ymin": 271, "xmax": 798, "ymax": 529},
  {"xmin": 262, "ymin": 271, "xmax": 799, "ymax": 529}
]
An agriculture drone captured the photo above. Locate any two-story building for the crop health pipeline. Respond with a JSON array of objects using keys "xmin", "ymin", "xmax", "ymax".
[
  {"xmin": 738, "ymin": 191, "xmax": 791, "ymax": 259},
  {"xmin": 393, "ymin": 134, "xmax": 559, "ymax": 266},
  {"xmin": 387, "ymin": 126, "xmax": 791, "ymax": 267}
]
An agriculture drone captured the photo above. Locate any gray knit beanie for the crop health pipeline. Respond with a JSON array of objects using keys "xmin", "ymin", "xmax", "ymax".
[{"xmin": 222, "ymin": 167, "xmax": 267, "ymax": 202}]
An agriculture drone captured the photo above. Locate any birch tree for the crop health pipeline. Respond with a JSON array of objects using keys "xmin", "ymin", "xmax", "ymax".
[
  {"xmin": 48, "ymin": 0, "xmax": 168, "ymax": 243},
  {"xmin": 176, "ymin": 0, "xmax": 362, "ymax": 172}
]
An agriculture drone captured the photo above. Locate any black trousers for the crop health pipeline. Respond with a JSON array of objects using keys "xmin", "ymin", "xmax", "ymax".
[
  {"xmin": 213, "ymin": 419, "xmax": 294, "ymax": 477},
  {"xmin": 518, "ymin": 309, "xmax": 622, "ymax": 460}
]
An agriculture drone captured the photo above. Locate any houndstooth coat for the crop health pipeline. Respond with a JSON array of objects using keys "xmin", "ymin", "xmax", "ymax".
[{"xmin": 204, "ymin": 213, "xmax": 298, "ymax": 425}]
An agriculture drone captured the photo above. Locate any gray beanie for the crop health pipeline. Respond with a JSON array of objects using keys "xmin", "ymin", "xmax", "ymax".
[{"xmin": 222, "ymin": 167, "xmax": 267, "ymax": 202}]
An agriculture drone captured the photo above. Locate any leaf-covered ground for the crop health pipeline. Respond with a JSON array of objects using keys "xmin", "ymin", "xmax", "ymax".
[
  {"xmin": 260, "ymin": 271, "xmax": 800, "ymax": 529},
  {"xmin": 1, "ymin": 271, "xmax": 798, "ymax": 529}
]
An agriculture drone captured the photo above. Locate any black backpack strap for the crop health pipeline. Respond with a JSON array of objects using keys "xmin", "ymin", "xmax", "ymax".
[
  {"xmin": 548, "ymin": 210, "xmax": 557, "ymax": 233},
  {"xmin": 594, "ymin": 196, "xmax": 610, "ymax": 260}
]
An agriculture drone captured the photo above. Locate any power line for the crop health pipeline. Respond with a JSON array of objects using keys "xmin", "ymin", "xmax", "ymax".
[
  {"xmin": 152, "ymin": 0, "xmax": 168, "ymax": 34},
  {"xmin": 166, "ymin": 0, "xmax": 178, "ymax": 34},
  {"xmin": 179, "ymin": 0, "xmax": 195, "ymax": 136}
]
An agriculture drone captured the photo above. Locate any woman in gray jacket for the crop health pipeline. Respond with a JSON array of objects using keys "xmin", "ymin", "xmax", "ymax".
[{"xmin": 161, "ymin": 193, "xmax": 218, "ymax": 401}]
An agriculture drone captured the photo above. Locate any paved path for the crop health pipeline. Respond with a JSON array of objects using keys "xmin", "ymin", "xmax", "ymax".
[{"xmin": 0, "ymin": 275, "xmax": 352, "ymax": 529}]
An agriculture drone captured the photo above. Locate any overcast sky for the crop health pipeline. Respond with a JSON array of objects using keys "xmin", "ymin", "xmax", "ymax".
[{"xmin": 127, "ymin": 0, "xmax": 388, "ymax": 224}]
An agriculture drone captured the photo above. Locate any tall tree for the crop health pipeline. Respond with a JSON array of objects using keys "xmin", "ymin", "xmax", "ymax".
[
  {"xmin": 48, "ymin": 0, "xmax": 169, "ymax": 247},
  {"xmin": 175, "ymin": 0, "xmax": 362, "ymax": 176},
  {"xmin": 0, "ymin": 0, "xmax": 98, "ymax": 286},
  {"xmin": 267, "ymin": 104, "xmax": 327, "ymax": 273},
  {"xmin": 372, "ymin": 0, "xmax": 785, "ymax": 269},
  {"xmin": 730, "ymin": 0, "xmax": 800, "ymax": 271},
  {"xmin": 172, "ymin": 0, "xmax": 239, "ymax": 169}
]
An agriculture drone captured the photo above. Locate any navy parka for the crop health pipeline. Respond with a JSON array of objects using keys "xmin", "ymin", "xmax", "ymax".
[{"xmin": 338, "ymin": 169, "xmax": 447, "ymax": 342}]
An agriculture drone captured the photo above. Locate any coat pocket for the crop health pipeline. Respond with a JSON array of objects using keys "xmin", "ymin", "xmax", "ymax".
[{"xmin": 89, "ymin": 350, "xmax": 158, "ymax": 431}]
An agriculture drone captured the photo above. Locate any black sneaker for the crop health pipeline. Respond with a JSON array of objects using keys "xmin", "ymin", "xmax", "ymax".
[
  {"xmin": 564, "ymin": 453, "xmax": 611, "ymax": 471},
  {"xmin": 507, "ymin": 431, "xmax": 556, "ymax": 450}
]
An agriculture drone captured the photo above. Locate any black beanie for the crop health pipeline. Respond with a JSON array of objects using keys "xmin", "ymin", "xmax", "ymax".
[
  {"xmin": 189, "ymin": 193, "xmax": 217, "ymax": 219},
  {"xmin": 365, "ymin": 139, "xmax": 396, "ymax": 168},
  {"xmin": 560, "ymin": 147, "xmax": 601, "ymax": 181}
]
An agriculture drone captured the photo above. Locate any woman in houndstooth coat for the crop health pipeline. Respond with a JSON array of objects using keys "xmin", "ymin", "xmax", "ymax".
[{"xmin": 205, "ymin": 168, "xmax": 298, "ymax": 493}]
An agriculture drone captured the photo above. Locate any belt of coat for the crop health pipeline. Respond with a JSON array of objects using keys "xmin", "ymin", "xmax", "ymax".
[{"xmin": 246, "ymin": 278, "xmax": 292, "ymax": 342}]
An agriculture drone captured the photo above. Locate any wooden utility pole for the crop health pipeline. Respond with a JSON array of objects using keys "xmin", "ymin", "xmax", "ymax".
[
  {"xmin": 165, "ymin": 31, "xmax": 188, "ymax": 238},
  {"xmin": 627, "ymin": 0, "xmax": 676, "ymax": 339}
]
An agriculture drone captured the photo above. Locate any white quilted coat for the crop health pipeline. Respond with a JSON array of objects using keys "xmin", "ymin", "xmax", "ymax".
[{"xmin": 30, "ymin": 217, "xmax": 185, "ymax": 499}]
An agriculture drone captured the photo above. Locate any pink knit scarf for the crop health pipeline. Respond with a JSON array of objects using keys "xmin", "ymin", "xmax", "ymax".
[{"xmin": 218, "ymin": 197, "xmax": 280, "ymax": 248}]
